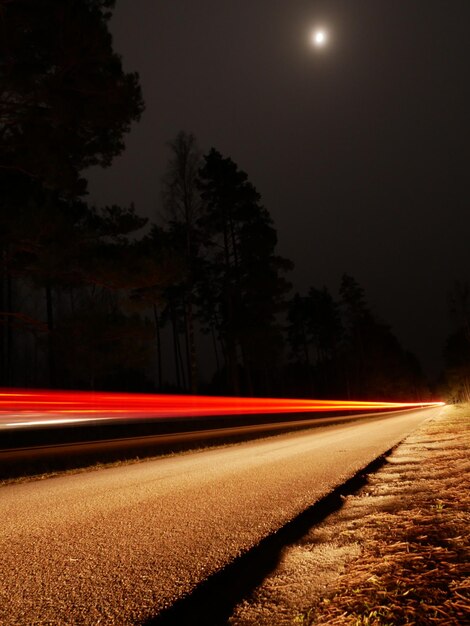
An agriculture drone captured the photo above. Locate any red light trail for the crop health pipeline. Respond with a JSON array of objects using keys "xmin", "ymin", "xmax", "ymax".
[{"xmin": 0, "ymin": 389, "xmax": 444, "ymax": 428}]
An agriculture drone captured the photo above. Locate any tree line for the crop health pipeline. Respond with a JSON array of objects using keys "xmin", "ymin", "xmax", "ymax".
[
  {"xmin": 1, "ymin": 1, "xmax": 464, "ymax": 400},
  {"xmin": 440, "ymin": 282, "xmax": 470, "ymax": 402}
]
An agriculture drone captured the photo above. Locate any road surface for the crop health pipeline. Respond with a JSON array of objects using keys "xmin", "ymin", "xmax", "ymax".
[{"xmin": 0, "ymin": 406, "xmax": 441, "ymax": 624}]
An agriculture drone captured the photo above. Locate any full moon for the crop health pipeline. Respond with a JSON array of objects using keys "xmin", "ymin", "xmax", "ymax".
[{"xmin": 312, "ymin": 29, "xmax": 328, "ymax": 47}]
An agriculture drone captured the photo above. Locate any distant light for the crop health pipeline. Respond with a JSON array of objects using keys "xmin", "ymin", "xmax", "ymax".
[{"xmin": 312, "ymin": 29, "xmax": 328, "ymax": 47}]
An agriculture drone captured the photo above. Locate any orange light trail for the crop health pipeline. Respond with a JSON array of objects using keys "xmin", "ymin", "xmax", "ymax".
[{"xmin": 0, "ymin": 389, "xmax": 444, "ymax": 428}]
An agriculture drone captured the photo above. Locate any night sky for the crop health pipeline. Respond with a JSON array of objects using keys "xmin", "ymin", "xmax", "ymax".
[{"xmin": 87, "ymin": 0, "xmax": 470, "ymax": 377}]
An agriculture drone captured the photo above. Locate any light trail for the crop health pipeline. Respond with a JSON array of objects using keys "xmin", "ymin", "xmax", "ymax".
[{"xmin": 0, "ymin": 389, "xmax": 444, "ymax": 428}]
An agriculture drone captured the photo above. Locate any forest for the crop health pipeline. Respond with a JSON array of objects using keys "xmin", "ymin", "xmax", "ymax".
[{"xmin": 1, "ymin": 1, "xmax": 468, "ymax": 401}]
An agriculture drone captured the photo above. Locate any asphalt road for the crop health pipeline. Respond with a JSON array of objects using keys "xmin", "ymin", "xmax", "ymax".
[
  {"xmin": 0, "ymin": 409, "xmax": 427, "ymax": 477},
  {"xmin": 0, "ymin": 407, "xmax": 441, "ymax": 625}
]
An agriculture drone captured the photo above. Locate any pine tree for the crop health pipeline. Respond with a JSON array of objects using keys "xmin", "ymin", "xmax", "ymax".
[{"xmin": 198, "ymin": 149, "xmax": 292, "ymax": 395}]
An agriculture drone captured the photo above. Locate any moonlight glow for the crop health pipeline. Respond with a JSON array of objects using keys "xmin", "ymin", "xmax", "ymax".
[{"xmin": 312, "ymin": 29, "xmax": 328, "ymax": 47}]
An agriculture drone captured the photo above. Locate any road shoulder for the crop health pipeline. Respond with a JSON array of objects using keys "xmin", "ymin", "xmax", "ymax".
[{"xmin": 229, "ymin": 404, "xmax": 470, "ymax": 626}]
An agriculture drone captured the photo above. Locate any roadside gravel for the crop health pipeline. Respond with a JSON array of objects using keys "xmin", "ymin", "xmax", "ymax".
[{"xmin": 229, "ymin": 404, "xmax": 470, "ymax": 626}]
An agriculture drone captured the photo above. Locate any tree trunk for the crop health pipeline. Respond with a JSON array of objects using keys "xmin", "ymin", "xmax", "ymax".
[
  {"xmin": 170, "ymin": 297, "xmax": 186, "ymax": 391},
  {"xmin": 46, "ymin": 282, "xmax": 56, "ymax": 387},
  {"xmin": 240, "ymin": 340, "xmax": 254, "ymax": 396},
  {"xmin": 0, "ymin": 250, "xmax": 4, "ymax": 385},
  {"xmin": 225, "ymin": 284, "xmax": 239, "ymax": 395},
  {"xmin": 178, "ymin": 332, "xmax": 187, "ymax": 391},
  {"xmin": 184, "ymin": 294, "xmax": 198, "ymax": 393},
  {"xmin": 221, "ymin": 213, "xmax": 239, "ymax": 395},
  {"xmin": 153, "ymin": 304, "xmax": 163, "ymax": 390},
  {"xmin": 211, "ymin": 322, "xmax": 221, "ymax": 374},
  {"xmin": 6, "ymin": 271, "xmax": 13, "ymax": 385},
  {"xmin": 0, "ymin": 247, "xmax": 13, "ymax": 385},
  {"xmin": 170, "ymin": 298, "xmax": 181, "ymax": 390}
]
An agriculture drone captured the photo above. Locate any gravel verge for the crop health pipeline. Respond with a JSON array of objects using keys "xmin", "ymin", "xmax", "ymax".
[{"xmin": 229, "ymin": 404, "xmax": 469, "ymax": 626}]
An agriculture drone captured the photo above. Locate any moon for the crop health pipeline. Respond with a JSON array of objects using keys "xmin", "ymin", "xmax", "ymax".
[{"xmin": 312, "ymin": 29, "xmax": 328, "ymax": 47}]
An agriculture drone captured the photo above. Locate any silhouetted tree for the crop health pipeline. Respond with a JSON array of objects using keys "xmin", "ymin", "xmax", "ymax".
[
  {"xmin": 286, "ymin": 293, "xmax": 314, "ymax": 395},
  {"xmin": 448, "ymin": 281, "xmax": 470, "ymax": 344},
  {"xmin": 160, "ymin": 132, "xmax": 203, "ymax": 392},
  {"xmin": 339, "ymin": 274, "xmax": 370, "ymax": 396},
  {"xmin": 198, "ymin": 149, "xmax": 292, "ymax": 395},
  {"xmin": 0, "ymin": 174, "xmax": 49, "ymax": 383},
  {"xmin": 442, "ymin": 329, "xmax": 470, "ymax": 402},
  {"xmin": 308, "ymin": 287, "xmax": 340, "ymax": 360},
  {"xmin": 286, "ymin": 287, "xmax": 342, "ymax": 397},
  {"xmin": 127, "ymin": 226, "xmax": 186, "ymax": 390},
  {"xmin": 338, "ymin": 274, "xmax": 425, "ymax": 399},
  {"xmin": 38, "ymin": 202, "xmax": 148, "ymax": 388},
  {"xmin": 442, "ymin": 281, "xmax": 470, "ymax": 402},
  {"xmin": 307, "ymin": 286, "xmax": 342, "ymax": 394},
  {"xmin": 287, "ymin": 294, "xmax": 312, "ymax": 366},
  {"xmin": 0, "ymin": 0, "xmax": 143, "ymax": 194},
  {"xmin": 0, "ymin": 0, "xmax": 144, "ymax": 386}
]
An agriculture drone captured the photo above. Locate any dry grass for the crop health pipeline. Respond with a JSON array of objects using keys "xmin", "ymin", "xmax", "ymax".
[{"xmin": 303, "ymin": 405, "xmax": 470, "ymax": 626}]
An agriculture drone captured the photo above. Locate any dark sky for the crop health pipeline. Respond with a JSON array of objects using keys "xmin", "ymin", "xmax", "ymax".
[{"xmin": 87, "ymin": 0, "xmax": 470, "ymax": 377}]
